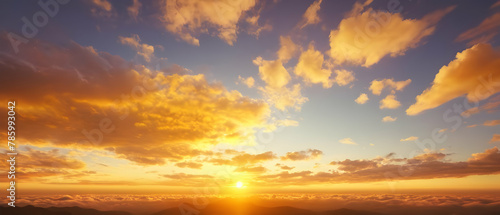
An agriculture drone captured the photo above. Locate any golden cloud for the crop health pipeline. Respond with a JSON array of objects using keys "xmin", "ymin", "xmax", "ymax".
[
  {"xmin": 294, "ymin": 43, "xmax": 333, "ymax": 88},
  {"xmin": 118, "ymin": 34, "xmax": 155, "ymax": 62},
  {"xmin": 369, "ymin": 78, "xmax": 411, "ymax": 95},
  {"xmin": 159, "ymin": 0, "xmax": 257, "ymax": 46},
  {"xmin": 329, "ymin": 5, "xmax": 455, "ymax": 67},
  {"xmin": 339, "ymin": 138, "xmax": 357, "ymax": 145},
  {"xmin": 407, "ymin": 44, "xmax": 500, "ymax": 115},
  {"xmin": 355, "ymin": 93, "xmax": 369, "ymax": 104},
  {"xmin": 280, "ymin": 149, "xmax": 323, "ymax": 161},
  {"xmin": 382, "ymin": 116, "xmax": 397, "ymax": 122},
  {"xmin": 298, "ymin": 0, "xmax": 322, "ymax": 29},
  {"xmin": 0, "ymin": 35, "xmax": 270, "ymax": 165},
  {"xmin": 380, "ymin": 94, "xmax": 401, "ymax": 109},
  {"xmin": 400, "ymin": 136, "xmax": 418, "ymax": 142}
]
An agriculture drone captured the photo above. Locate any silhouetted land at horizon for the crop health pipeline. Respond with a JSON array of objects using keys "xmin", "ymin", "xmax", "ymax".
[{"xmin": 2, "ymin": 200, "xmax": 500, "ymax": 215}]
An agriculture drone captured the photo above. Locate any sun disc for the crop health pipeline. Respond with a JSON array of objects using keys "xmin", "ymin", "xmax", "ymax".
[{"xmin": 236, "ymin": 181, "xmax": 243, "ymax": 188}]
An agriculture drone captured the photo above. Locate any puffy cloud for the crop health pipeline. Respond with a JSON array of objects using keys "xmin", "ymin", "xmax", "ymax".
[
  {"xmin": 159, "ymin": 0, "xmax": 257, "ymax": 46},
  {"xmin": 333, "ymin": 69, "xmax": 355, "ymax": 86},
  {"xmin": 118, "ymin": 34, "xmax": 155, "ymax": 62},
  {"xmin": 355, "ymin": 93, "xmax": 369, "ymax": 104},
  {"xmin": 491, "ymin": 134, "xmax": 500, "ymax": 143},
  {"xmin": 280, "ymin": 149, "xmax": 323, "ymax": 161},
  {"xmin": 175, "ymin": 161, "xmax": 203, "ymax": 169},
  {"xmin": 238, "ymin": 76, "xmax": 255, "ymax": 88},
  {"xmin": 339, "ymin": 138, "xmax": 357, "ymax": 145},
  {"xmin": 127, "ymin": 0, "xmax": 142, "ymax": 21},
  {"xmin": 253, "ymin": 57, "xmax": 290, "ymax": 89},
  {"xmin": 258, "ymin": 84, "xmax": 308, "ymax": 111},
  {"xmin": 400, "ymin": 136, "xmax": 418, "ymax": 142},
  {"xmin": 298, "ymin": 0, "xmax": 322, "ymax": 29},
  {"xmin": 0, "ymin": 35, "xmax": 270, "ymax": 165},
  {"xmin": 456, "ymin": 13, "xmax": 500, "ymax": 45},
  {"xmin": 484, "ymin": 120, "xmax": 500, "ymax": 126},
  {"xmin": 294, "ymin": 43, "xmax": 333, "ymax": 88},
  {"xmin": 206, "ymin": 151, "xmax": 276, "ymax": 166},
  {"xmin": 382, "ymin": 116, "xmax": 397, "ymax": 122},
  {"xmin": 369, "ymin": 79, "xmax": 411, "ymax": 95},
  {"xmin": 329, "ymin": 5, "xmax": 455, "ymax": 67},
  {"xmin": 380, "ymin": 94, "xmax": 401, "ymax": 109},
  {"xmin": 277, "ymin": 36, "xmax": 299, "ymax": 63},
  {"xmin": 407, "ymin": 44, "xmax": 500, "ymax": 115}
]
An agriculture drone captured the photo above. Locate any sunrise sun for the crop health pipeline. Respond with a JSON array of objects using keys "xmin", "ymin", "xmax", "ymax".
[{"xmin": 236, "ymin": 181, "xmax": 244, "ymax": 188}]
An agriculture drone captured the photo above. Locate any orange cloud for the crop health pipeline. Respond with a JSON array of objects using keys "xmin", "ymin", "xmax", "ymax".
[
  {"xmin": 118, "ymin": 34, "xmax": 155, "ymax": 62},
  {"xmin": 277, "ymin": 36, "xmax": 299, "ymax": 63},
  {"xmin": 456, "ymin": 13, "xmax": 500, "ymax": 45},
  {"xmin": 127, "ymin": 0, "xmax": 142, "ymax": 21},
  {"xmin": 0, "ymin": 35, "xmax": 271, "ymax": 165},
  {"xmin": 369, "ymin": 78, "xmax": 411, "ymax": 95},
  {"xmin": 382, "ymin": 116, "xmax": 397, "ymax": 122},
  {"xmin": 294, "ymin": 43, "xmax": 333, "ymax": 88},
  {"xmin": 159, "ymin": 0, "xmax": 257, "ymax": 46},
  {"xmin": 280, "ymin": 149, "xmax": 323, "ymax": 161},
  {"xmin": 407, "ymin": 44, "xmax": 500, "ymax": 115},
  {"xmin": 175, "ymin": 161, "xmax": 203, "ymax": 169},
  {"xmin": 401, "ymin": 136, "xmax": 418, "ymax": 142},
  {"xmin": 298, "ymin": 0, "xmax": 322, "ymax": 29},
  {"xmin": 355, "ymin": 93, "xmax": 369, "ymax": 104},
  {"xmin": 380, "ymin": 94, "xmax": 401, "ymax": 109},
  {"xmin": 329, "ymin": 5, "xmax": 455, "ymax": 67},
  {"xmin": 490, "ymin": 134, "xmax": 500, "ymax": 143},
  {"xmin": 484, "ymin": 120, "xmax": 500, "ymax": 126}
]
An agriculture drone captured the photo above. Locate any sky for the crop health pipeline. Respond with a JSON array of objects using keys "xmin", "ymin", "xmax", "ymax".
[{"xmin": 1, "ymin": 0, "xmax": 500, "ymax": 201}]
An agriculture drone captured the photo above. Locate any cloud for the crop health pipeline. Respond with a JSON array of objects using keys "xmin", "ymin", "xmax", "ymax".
[
  {"xmin": 277, "ymin": 36, "xmax": 299, "ymax": 63},
  {"xmin": 175, "ymin": 161, "xmax": 203, "ymax": 169},
  {"xmin": 245, "ymin": 13, "xmax": 272, "ymax": 38},
  {"xmin": 493, "ymin": 1, "xmax": 500, "ymax": 9},
  {"xmin": 238, "ymin": 76, "xmax": 255, "ymax": 88},
  {"xmin": 89, "ymin": 0, "xmax": 115, "ymax": 17},
  {"xmin": 294, "ymin": 43, "xmax": 333, "ymax": 88},
  {"xmin": 333, "ymin": 69, "xmax": 355, "ymax": 86},
  {"xmin": 401, "ymin": 136, "xmax": 418, "ymax": 142},
  {"xmin": 159, "ymin": 0, "xmax": 257, "ymax": 46},
  {"xmin": 0, "ymin": 147, "xmax": 89, "ymax": 181},
  {"xmin": 330, "ymin": 159, "xmax": 377, "ymax": 172},
  {"xmin": 484, "ymin": 120, "xmax": 500, "ymax": 126},
  {"xmin": 260, "ymin": 147, "xmax": 500, "ymax": 184},
  {"xmin": 235, "ymin": 166, "xmax": 268, "ymax": 173},
  {"xmin": 0, "ymin": 34, "xmax": 271, "ymax": 165},
  {"xmin": 206, "ymin": 151, "xmax": 277, "ymax": 166},
  {"xmin": 456, "ymin": 13, "xmax": 500, "ymax": 45},
  {"xmin": 491, "ymin": 134, "xmax": 500, "ymax": 143},
  {"xmin": 280, "ymin": 149, "xmax": 323, "ymax": 161},
  {"xmin": 329, "ymin": 5, "xmax": 455, "ymax": 67},
  {"xmin": 355, "ymin": 93, "xmax": 369, "ymax": 104},
  {"xmin": 382, "ymin": 116, "xmax": 397, "ymax": 122},
  {"xmin": 369, "ymin": 79, "xmax": 411, "ymax": 95},
  {"xmin": 406, "ymin": 44, "xmax": 500, "ymax": 115},
  {"xmin": 380, "ymin": 94, "xmax": 401, "ymax": 109},
  {"xmin": 118, "ymin": 34, "xmax": 155, "ymax": 62},
  {"xmin": 258, "ymin": 84, "xmax": 308, "ymax": 111},
  {"xmin": 339, "ymin": 138, "xmax": 357, "ymax": 145},
  {"xmin": 298, "ymin": 0, "xmax": 323, "ymax": 29},
  {"xmin": 275, "ymin": 163, "xmax": 295, "ymax": 170},
  {"xmin": 253, "ymin": 57, "xmax": 291, "ymax": 89},
  {"xmin": 127, "ymin": 0, "xmax": 142, "ymax": 21}
]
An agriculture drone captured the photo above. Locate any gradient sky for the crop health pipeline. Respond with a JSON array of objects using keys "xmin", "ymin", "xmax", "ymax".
[{"xmin": 1, "ymin": 0, "xmax": 500, "ymax": 196}]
